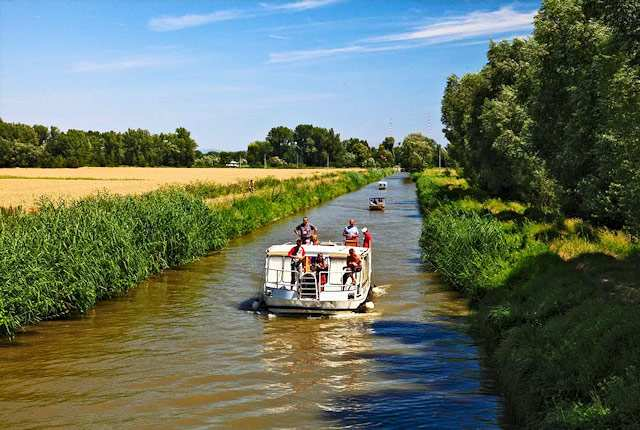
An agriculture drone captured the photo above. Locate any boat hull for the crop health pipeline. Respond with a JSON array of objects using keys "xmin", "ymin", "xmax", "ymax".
[{"xmin": 263, "ymin": 285, "xmax": 371, "ymax": 315}]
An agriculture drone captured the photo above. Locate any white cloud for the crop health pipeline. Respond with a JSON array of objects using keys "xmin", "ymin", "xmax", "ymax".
[
  {"xmin": 268, "ymin": 34, "xmax": 289, "ymax": 40},
  {"xmin": 367, "ymin": 6, "xmax": 535, "ymax": 43},
  {"xmin": 268, "ymin": 46, "xmax": 363, "ymax": 63},
  {"xmin": 148, "ymin": 10, "xmax": 244, "ymax": 32},
  {"xmin": 70, "ymin": 55, "xmax": 184, "ymax": 73},
  {"xmin": 268, "ymin": 6, "xmax": 535, "ymax": 63},
  {"xmin": 268, "ymin": 43, "xmax": 413, "ymax": 63},
  {"xmin": 260, "ymin": 0, "xmax": 342, "ymax": 11}
]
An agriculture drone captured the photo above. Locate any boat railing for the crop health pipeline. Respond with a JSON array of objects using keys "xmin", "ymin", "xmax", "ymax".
[{"xmin": 264, "ymin": 267, "xmax": 362, "ymax": 297}]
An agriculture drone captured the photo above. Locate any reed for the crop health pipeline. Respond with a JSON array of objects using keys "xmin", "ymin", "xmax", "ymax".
[
  {"xmin": 0, "ymin": 169, "xmax": 391, "ymax": 338},
  {"xmin": 415, "ymin": 168, "xmax": 640, "ymax": 429}
]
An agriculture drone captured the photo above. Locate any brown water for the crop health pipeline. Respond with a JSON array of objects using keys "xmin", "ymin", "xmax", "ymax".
[{"xmin": 0, "ymin": 174, "xmax": 504, "ymax": 429}]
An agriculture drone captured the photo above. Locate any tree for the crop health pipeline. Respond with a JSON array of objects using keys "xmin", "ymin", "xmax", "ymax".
[
  {"xmin": 343, "ymin": 138, "xmax": 371, "ymax": 167},
  {"xmin": 247, "ymin": 140, "xmax": 273, "ymax": 166},
  {"xmin": 266, "ymin": 126, "xmax": 294, "ymax": 159},
  {"xmin": 381, "ymin": 136, "xmax": 395, "ymax": 152},
  {"xmin": 397, "ymin": 133, "xmax": 438, "ymax": 172}
]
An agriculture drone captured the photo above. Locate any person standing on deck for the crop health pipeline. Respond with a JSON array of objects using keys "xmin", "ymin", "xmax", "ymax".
[
  {"xmin": 314, "ymin": 252, "xmax": 328, "ymax": 286},
  {"xmin": 294, "ymin": 217, "xmax": 318, "ymax": 245},
  {"xmin": 343, "ymin": 219, "xmax": 359, "ymax": 245},
  {"xmin": 287, "ymin": 239, "xmax": 306, "ymax": 285},
  {"xmin": 343, "ymin": 248, "xmax": 362, "ymax": 286},
  {"xmin": 362, "ymin": 227, "xmax": 372, "ymax": 248}
]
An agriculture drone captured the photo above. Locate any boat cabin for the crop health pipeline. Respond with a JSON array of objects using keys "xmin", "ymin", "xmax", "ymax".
[
  {"xmin": 378, "ymin": 181, "xmax": 388, "ymax": 190},
  {"xmin": 263, "ymin": 243, "xmax": 372, "ymax": 304}
]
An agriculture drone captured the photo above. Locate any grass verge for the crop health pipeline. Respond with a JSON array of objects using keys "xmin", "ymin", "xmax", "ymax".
[
  {"xmin": 415, "ymin": 168, "xmax": 640, "ymax": 429},
  {"xmin": 0, "ymin": 169, "xmax": 391, "ymax": 339}
]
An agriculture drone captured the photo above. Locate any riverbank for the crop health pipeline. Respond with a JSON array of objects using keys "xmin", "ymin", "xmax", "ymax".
[
  {"xmin": 0, "ymin": 169, "xmax": 391, "ymax": 338},
  {"xmin": 415, "ymin": 168, "xmax": 640, "ymax": 429}
]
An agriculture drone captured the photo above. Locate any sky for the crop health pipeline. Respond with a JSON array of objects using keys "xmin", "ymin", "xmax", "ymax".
[{"xmin": 0, "ymin": 0, "xmax": 540, "ymax": 151}]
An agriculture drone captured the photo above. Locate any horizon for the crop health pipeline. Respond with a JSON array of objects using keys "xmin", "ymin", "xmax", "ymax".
[{"xmin": 0, "ymin": 0, "xmax": 539, "ymax": 151}]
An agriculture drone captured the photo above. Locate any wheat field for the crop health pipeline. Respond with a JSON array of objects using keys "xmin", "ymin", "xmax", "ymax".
[{"xmin": 0, "ymin": 167, "xmax": 350, "ymax": 209}]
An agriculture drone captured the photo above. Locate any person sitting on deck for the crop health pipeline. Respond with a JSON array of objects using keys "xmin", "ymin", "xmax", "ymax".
[
  {"xmin": 342, "ymin": 219, "xmax": 359, "ymax": 246},
  {"xmin": 287, "ymin": 239, "xmax": 306, "ymax": 285},
  {"xmin": 314, "ymin": 252, "xmax": 328, "ymax": 286},
  {"xmin": 294, "ymin": 216, "xmax": 318, "ymax": 245},
  {"xmin": 343, "ymin": 248, "xmax": 362, "ymax": 286},
  {"xmin": 362, "ymin": 226, "xmax": 372, "ymax": 248}
]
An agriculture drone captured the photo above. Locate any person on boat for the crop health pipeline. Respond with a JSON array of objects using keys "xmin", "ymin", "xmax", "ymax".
[
  {"xmin": 362, "ymin": 226, "xmax": 372, "ymax": 248},
  {"xmin": 314, "ymin": 252, "xmax": 328, "ymax": 286},
  {"xmin": 310, "ymin": 232, "xmax": 319, "ymax": 245},
  {"xmin": 343, "ymin": 248, "xmax": 362, "ymax": 286},
  {"xmin": 343, "ymin": 219, "xmax": 359, "ymax": 245},
  {"xmin": 295, "ymin": 216, "xmax": 318, "ymax": 245},
  {"xmin": 287, "ymin": 239, "xmax": 306, "ymax": 285}
]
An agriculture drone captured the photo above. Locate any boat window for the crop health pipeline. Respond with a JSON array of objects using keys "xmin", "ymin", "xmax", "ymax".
[
  {"xmin": 329, "ymin": 257, "xmax": 346, "ymax": 285},
  {"xmin": 266, "ymin": 256, "xmax": 284, "ymax": 283}
]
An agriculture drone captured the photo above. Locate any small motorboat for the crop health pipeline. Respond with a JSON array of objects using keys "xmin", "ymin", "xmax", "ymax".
[
  {"xmin": 369, "ymin": 196, "xmax": 385, "ymax": 211},
  {"xmin": 378, "ymin": 181, "xmax": 388, "ymax": 190},
  {"xmin": 261, "ymin": 243, "xmax": 373, "ymax": 315}
]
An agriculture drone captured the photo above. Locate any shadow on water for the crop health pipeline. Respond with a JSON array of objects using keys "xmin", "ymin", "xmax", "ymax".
[{"xmin": 323, "ymin": 319, "xmax": 503, "ymax": 430}]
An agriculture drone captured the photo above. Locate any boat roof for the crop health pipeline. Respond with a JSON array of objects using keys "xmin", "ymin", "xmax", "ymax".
[{"xmin": 266, "ymin": 242, "xmax": 369, "ymax": 258}]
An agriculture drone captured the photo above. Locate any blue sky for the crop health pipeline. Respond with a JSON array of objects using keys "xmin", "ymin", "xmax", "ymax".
[{"xmin": 0, "ymin": 0, "xmax": 540, "ymax": 151}]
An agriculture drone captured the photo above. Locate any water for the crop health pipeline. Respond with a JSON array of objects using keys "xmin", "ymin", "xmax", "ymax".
[{"xmin": 0, "ymin": 174, "xmax": 504, "ymax": 429}]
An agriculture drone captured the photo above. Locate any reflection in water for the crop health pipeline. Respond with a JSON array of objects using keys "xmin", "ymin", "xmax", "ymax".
[{"xmin": 0, "ymin": 174, "xmax": 504, "ymax": 429}]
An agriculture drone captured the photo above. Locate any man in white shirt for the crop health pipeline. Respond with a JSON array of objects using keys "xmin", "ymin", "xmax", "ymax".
[{"xmin": 343, "ymin": 219, "xmax": 359, "ymax": 244}]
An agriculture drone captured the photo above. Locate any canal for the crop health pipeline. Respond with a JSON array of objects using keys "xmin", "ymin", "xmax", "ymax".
[{"xmin": 0, "ymin": 174, "xmax": 504, "ymax": 429}]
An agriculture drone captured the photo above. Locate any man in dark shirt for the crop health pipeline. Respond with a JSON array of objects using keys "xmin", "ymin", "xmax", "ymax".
[{"xmin": 294, "ymin": 216, "xmax": 318, "ymax": 244}]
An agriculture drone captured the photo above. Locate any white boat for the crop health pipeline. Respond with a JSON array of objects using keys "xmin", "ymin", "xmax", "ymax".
[
  {"xmin": 369, "ymin": 196, "xmax": 385, "ymax": 210},
  {"xmin": 261, "ymin": 243, "xmax": 372, "ymax": 315},
  {"xmin": 378, "ymin": 181, "xmax": 388, "ymax": 190}
]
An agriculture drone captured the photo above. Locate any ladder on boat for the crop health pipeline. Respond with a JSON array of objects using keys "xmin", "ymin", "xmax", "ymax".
[{"xmin": 298, "ymin": 273, "xmax": 318, "ymax": 299}]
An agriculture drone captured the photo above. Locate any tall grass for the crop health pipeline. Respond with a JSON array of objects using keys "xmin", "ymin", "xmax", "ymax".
[
  {"xmin": 415, "ymin": 168, "xmax": 640, "ymax": 429},
  {"xmin": 0, "ymin": 169, "xmax": 391, "ymax": 338}
]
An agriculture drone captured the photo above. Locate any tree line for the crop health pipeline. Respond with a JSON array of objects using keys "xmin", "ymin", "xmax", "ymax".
[
  {"xmin": 1, "ymin": 117, "xmax": 447, "ymax": 171},
  {"xmin": 240, "ymin": 124, "xmax": 447, "ymax": 170},
  {"xmin": 441, "ymin": 0, "xmax": 640, "ymax": 235},
  {"xmin": 0, "ymin": 119, "xmax": 197, "ymax": 168}
]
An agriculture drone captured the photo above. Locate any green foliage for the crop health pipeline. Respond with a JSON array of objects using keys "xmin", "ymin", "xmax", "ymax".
[
  {"xmin": 441, "ymin": 0, "xmax": 640, "ymax": 234},
  {"xmin": 415, "ymin": 169, "xmax": 640, "ymax": 429},
  {"xmin": 0, "ymin": 119, "xmax": 198, "ymax": 168},
  {"xmin": 0, "ymin": 169, "xmax": 391, "ymax": 338},
  {"xmin": 397, "ymin": 133, "xmax": 439, "ymax": 172}
]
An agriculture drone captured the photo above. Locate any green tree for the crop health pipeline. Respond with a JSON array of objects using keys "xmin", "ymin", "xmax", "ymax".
[
  {"xmin": 398, "ymin": 133, "xmax": 438, "ymax": 172},
  {"xmin": 247, "ymin": 140, "xmax": 273, "ymax": 166},
  {"xmin": 266, "ymin": 126, "xmax": 295, "ymax": 159}
]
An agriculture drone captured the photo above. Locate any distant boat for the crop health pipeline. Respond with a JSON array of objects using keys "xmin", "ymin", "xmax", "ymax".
[
  {"xmin": 378, "ymin": 181, "xmax": 388, "ymax": 190},
  {"xmin": 369, "ymin": 196, "xmax": 385, "ymax": 211}
]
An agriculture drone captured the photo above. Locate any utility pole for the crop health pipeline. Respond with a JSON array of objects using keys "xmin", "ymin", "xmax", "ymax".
[
  {"xmin": 438, "ymin": 145, "xmax": 442, "ymax": 168},
  {"xmin": 326, "ymin": 153, "xmax": 329, "ymax": 168},
  {"xmin": 264, "ymin": 153, "xmax": 267, "ymax": 169},
  {"xmin": 425, "ymin": 113, "xmax": 433, "ymax": 137}
]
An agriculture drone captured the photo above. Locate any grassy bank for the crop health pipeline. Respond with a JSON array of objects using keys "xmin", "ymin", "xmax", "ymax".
[
  {"xmin": 0, "ymin": 169, "xmax": 391, "ymax": 338},
  {"xmin": 415, "ymin": 169, "xmax": 640, "ymax": 429}
]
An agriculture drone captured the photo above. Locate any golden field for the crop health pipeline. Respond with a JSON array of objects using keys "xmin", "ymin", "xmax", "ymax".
[{"xmin": 0, "ymin": 167, "xmax": 351, "ymax": 209}]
